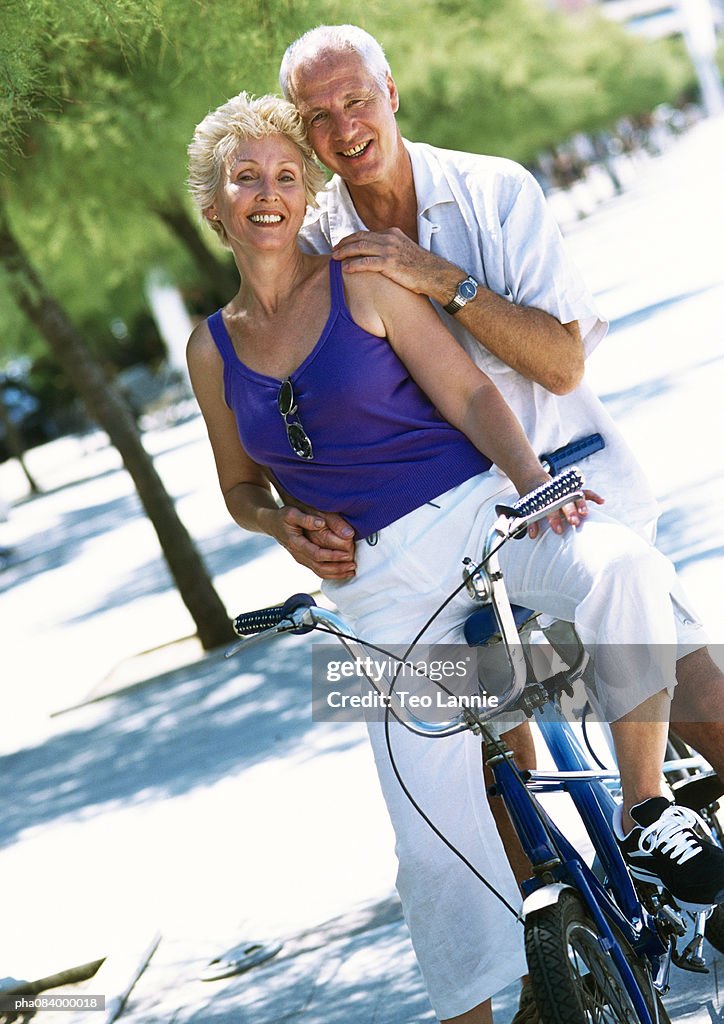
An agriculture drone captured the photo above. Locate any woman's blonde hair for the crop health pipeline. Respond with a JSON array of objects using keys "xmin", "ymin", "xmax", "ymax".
[{"xmin": 188, "ymin": 92, "xmax": 327, "ymax": 249}]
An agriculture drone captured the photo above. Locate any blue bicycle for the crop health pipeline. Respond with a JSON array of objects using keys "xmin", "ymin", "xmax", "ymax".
[{"xmin": 228, "ymin": 469, "xmax": 723, "ymax": 1024}]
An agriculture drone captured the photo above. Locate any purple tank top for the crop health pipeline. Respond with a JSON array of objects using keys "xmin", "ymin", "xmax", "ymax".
[{"xmin": 207, "ymin": 259, "xmax": 491, "ymax": 539}]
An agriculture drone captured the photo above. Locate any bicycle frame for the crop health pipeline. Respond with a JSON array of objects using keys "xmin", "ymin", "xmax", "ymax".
[
  {"xmin": 474, "ymin": 508, "xmax": 673, "ymax": 1023},
  {"xmin": 489, "ymin": 707, "xmax": 669, "ymax": 1024}
]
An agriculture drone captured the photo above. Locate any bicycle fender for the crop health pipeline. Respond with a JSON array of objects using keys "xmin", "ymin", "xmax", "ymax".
[{"xmin": 522, "ymin": 882, "xmax": 576, "ymax": 918}]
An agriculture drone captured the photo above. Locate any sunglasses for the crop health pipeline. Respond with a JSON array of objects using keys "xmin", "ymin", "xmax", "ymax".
[{"xmin": 277, "ymin": 378, "xmax": 314, "ymax": 460}]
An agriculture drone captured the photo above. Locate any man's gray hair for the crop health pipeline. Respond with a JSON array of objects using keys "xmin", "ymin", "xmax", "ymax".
[{"xmin": 280, "ymin": 24, "xmax": 391, "ymax": 103}]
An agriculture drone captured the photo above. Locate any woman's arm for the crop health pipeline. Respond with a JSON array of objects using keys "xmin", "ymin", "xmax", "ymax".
[
  {"xmin": 186, "ymin": 322, "xmax": 356, "ymax": 574},
  {"xmin": 345, "ymin": 274, "xmax": 599, "ymax": 532},
  {"xmin": 187, "ymin": 323, "xmax": 277, "ymax": 529}
]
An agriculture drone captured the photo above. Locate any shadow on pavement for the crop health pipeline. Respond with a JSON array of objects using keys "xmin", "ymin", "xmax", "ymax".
[
  {"xmin": 607, "ymin": 283, "xmax": 718, "ymax": 335},
  {"xmin": 0, "ymin": 635, "xmax": 358, "ymax": 848},
  {"xmin": 0, "ymin": 489, "xmax": 142, "ymax": 592},
  {"xmin": 127, "ymin": 919, "xmax": 437, "ymax": 1024},
  {"xmin": 655, "ymin": 476, "xmax": 724, "ymax": 574},
  {"xmin": 61, "ymin": 523, "xmax": 275, "ymax": 626},
  {"xmin": 0, "ymin": 484, "xmax": 275, "ymax": 617}
]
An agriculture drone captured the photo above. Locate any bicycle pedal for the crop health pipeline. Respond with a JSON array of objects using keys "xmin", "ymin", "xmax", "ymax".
[
  {"xmin": 672, "ymin": 946, "xmax": 709, "ymax": 974},
  {"xmin": 671, "ymin": 772, "xmax": 724, "ymax": 812},
  {"xmin": 656, "ymin": 902, "xmax": 688, "ymax": 937}
]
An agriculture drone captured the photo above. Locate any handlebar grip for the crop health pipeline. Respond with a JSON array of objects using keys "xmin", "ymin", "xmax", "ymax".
[
  {"xmin": 539, "ymin": 432, "xmax": 605, "ymax": 475},
  {"xmin": 233, "ymin": 593, "xmax": 317, "ymax": 636},
  {"xmin": 496, "ymin": 467, "xmax": 585, "ymax": 520}
]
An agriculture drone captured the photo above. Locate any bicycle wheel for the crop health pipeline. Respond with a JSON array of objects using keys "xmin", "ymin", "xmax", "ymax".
[{"xmin": 525, "ymin": 890, "xmax": 670, "ymax": 1024}]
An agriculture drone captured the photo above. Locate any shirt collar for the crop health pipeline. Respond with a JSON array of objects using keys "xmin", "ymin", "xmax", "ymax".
[
  {"xmin": 404, "ymin": 139, "xmax": 456, "ymax": 217},
  {"xmin": 325, "ymin": 176, "xmax": 363, "ymax": 246}
]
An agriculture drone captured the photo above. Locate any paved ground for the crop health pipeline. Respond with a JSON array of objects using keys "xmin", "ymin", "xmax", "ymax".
[{"xmin": 0, "ymin": 117, "xmax": 722, "ymax": 1023}]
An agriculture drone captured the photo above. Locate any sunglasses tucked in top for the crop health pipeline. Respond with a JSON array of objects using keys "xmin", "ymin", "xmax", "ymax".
[{"xmin": 277, "ymin": 377, "xmax": 314, "ymax": 460}]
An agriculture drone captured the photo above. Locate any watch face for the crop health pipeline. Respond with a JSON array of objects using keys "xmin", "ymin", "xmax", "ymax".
[{"xmin": 459, "ymin": 279, "xmax": 478, "ymax": 301}]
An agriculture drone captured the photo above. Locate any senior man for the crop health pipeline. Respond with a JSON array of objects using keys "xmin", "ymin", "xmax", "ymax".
[
  {"xmin": 276, "ymin": 23, "xmax": 722, "ymax": 765},
  {"xmin": 273, "ymin": 23, "xmax": 724, "ymax": 1024}
]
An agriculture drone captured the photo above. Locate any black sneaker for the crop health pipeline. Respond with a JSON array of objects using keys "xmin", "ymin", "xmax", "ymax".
[{"xmin": 615, "ymin": 796, "xmax": 724, "ymax": 911}]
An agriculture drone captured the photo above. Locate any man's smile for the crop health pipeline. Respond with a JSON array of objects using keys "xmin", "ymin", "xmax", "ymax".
[{"xmin": 340, "ymin": 140, "xmax": 371, "ymax": 159}]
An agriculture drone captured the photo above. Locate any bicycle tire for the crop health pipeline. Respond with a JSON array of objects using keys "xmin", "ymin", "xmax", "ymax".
[{"xmin": 524, "ymin": 890, "xmax": 670, "ymax": 1024}]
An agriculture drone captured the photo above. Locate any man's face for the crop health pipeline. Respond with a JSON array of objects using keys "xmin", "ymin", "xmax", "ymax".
[{"xmin": 291, "ymin": 50, "xmax": 401, "ymax": 188}]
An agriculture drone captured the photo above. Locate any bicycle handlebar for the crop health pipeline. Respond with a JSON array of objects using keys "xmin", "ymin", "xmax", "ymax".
[
  {"xmin": 233, "ymin": 592, "xmax": 317, "ymax": 636},
  {"xmin": 494, "ymin": 467, "xmax": 585, "ymax": 535},
  {"xmin": 539, "ymin": 433, "xmax": 604, "ymax": 475}
]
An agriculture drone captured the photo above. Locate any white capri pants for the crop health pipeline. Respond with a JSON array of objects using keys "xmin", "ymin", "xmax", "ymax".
[{"xmin": 322, "ymin": 472, "xmax": 705, "ymax": 1020}]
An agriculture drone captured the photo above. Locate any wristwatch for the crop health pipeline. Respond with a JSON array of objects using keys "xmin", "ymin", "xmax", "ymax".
[{"xmin": 443, "ymin": 275, "xmax": 479, "ymax": 315}]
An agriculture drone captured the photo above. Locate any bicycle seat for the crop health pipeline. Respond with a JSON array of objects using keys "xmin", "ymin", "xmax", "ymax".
[{"xmin": 464, "ymin": 604, "xmax": 536, "ymax": 646}]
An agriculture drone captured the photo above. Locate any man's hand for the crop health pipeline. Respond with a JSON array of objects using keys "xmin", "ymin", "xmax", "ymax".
[
  {"xmin": 332, "ymin": 228, "xmax": 455, "ymax": 298},
  {"xmin": 274, "ymin": 506, "xmax": 356, "ymax": 580}
]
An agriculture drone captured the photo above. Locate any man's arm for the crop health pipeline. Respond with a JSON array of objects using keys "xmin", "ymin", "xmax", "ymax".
[{"xmin": 331, "ymin": 227, "xmax": 584, "ymax": 395}]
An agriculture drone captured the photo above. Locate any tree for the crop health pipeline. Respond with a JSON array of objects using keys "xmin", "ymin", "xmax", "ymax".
[
  {"xmin": 0, "ymin": 389, "xmax": 40, "ymax": 494},
  {"xmin": 154, "ymin": 202, "xmax": 239, "ymax": 311},
  {"xmin": 0, "ymin": 0, "xmax": 241, "ymax": 647},
  {"xmin": 0, "ymin": 0, "xmax": 342, "ymax": 646},
  {"xmin": 0, "ymin": 200, "xmax": 234, "ymax": 647}
]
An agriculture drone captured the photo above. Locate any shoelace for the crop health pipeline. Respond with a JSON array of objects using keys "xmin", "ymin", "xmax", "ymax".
[{"xmin": 638, "ymin": 806, "xmax": 705, "ymax": 865}]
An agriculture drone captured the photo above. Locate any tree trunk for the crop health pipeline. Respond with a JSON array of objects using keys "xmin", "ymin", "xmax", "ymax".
[
  {"xmin": 0, "ymin": 202, "xmax": 234, "ymax": 649},
  {"xmin": 155, "ymin": 201, "xmax": 238, "ymax": 310},
  {"xmin": 0, "ymin": 396, "xmax": 41, "ymax": 494}
]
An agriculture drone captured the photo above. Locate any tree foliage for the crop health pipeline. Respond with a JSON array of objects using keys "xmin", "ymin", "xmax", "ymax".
[
  {"xmin": 0, "ymin": 0, "xmax": 346, "ymax": 359},
  {"xmin": 383, "ymin": 0, "xmax": 693, "ymax": 163},
  {"xmin": 0, "ymin": 0, "xmax": 697, "ymax": 366}
]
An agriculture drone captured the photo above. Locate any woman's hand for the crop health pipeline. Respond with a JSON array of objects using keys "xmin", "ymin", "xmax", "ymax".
[
  {"xmin": 270, "ymin": 506, "xmax": 357, "ymax": 580},
  {"xmin": 526, "ymin": 488, "xmax": 605, "ymax": 539}
]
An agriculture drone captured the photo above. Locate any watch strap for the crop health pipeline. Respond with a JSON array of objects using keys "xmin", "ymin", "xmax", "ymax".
[{"xmin": 443, "ymin": 294, "xmax": 465, "ymax": 315}]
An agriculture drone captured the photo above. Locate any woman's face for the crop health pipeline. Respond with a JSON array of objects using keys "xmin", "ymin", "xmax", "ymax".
[{"xmin": 207, "ymin": 133, "xmax": 308, "ymax": 252}]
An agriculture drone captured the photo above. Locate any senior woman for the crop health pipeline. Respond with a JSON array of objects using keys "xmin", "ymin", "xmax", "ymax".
[{"xmin": 186, "ymin": 93, "xmax": 723, "ymax": 1024}]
